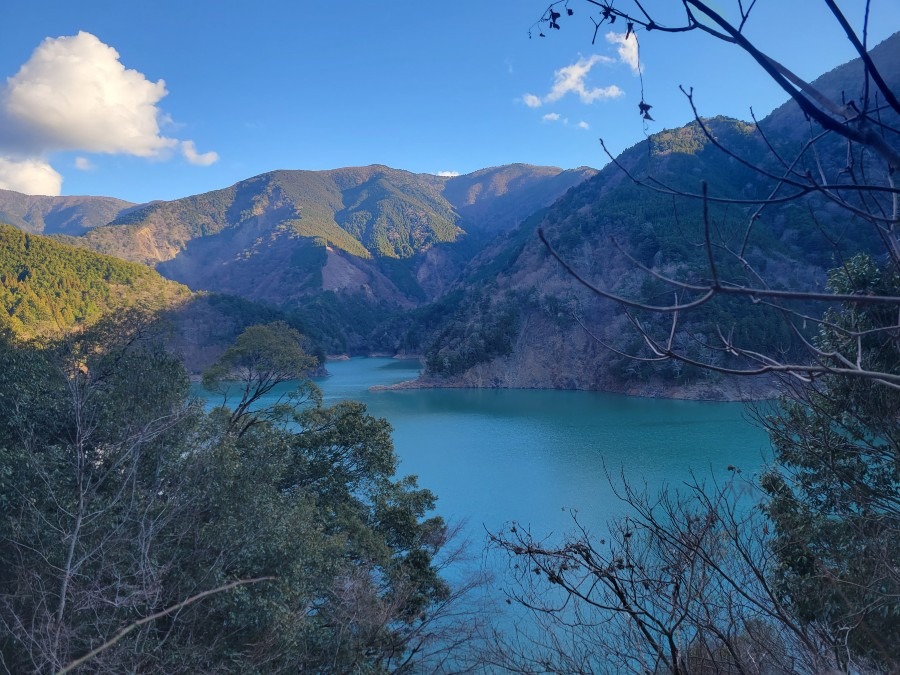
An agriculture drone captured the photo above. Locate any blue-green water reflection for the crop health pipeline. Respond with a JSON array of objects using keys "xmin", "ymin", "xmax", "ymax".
[{"xmin": 314, "ymin": 358, "xmax": 771, "ymax": 539}]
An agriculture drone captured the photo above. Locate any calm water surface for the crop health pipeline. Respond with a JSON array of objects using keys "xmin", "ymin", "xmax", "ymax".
[
  {"xmin": 313, "ymin": 358, "xmax": 772, "ymax": 540},
  {"xmin": 201, "ymin": 358, "xmax": 773, "ymax": 636}
]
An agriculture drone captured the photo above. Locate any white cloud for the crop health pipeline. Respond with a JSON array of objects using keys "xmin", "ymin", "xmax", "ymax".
[
  {"xmin": 523, "ymin": 55, "xmax": 622, "ymax": 110},
  {"xmin": 578, "ymin": 121, "xmax": 590, "ymax": 130},
  {"xmin": 0, "ymin": 157, "xmax": 62, "ymax": 195},
  {"xmin": 181, "ymin": 140, "xmax": 219, "ymax": 166},
  {"xmin": 546, "ymin": 55, "xmax": 621, "ymax": 104},
  {"xmin": 606, "ymin": 31, "xmax": 641, "ymax": 75},
  {"xmin": 0, "ymin": 32, "xmax": 219, "ymax": 195},
  {"xmin": 1, "ymin": 32, "xmax": 176, "ymax": 157},
  {"xmin": 74, "ymin": 156, "xmax": 95, "ymax": 170},
  {"xmin": 437, "ymin": 171, "xmax": 460, "ymax": 177},
  {"xmin": 542, "ymin": 112, "xmax": 561, "ymax": 122}
]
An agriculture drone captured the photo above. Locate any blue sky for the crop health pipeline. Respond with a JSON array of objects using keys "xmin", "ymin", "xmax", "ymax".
[{"xmin": 0, "ymin": 1, "xmax": 897, "ymax": 203}]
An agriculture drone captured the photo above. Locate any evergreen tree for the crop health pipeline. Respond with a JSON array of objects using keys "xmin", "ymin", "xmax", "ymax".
[
  {"xmin": 0, "ymin": 315, "xmax": 469, "ymax": 673},
  {"xmin": 762, "ymin": 256, "xmax": 900, "ymax": 669}
]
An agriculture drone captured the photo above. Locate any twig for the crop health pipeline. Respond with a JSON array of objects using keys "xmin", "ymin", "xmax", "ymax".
[{"xmin": 56, "ymin": 577, "xmax": 276, "ymax": 674}]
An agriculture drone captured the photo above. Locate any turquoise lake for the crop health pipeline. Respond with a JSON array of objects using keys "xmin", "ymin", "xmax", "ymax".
[
  {"xmin": 200, "ymin": 356, "xmax": 775, "ymax": 634},
  {"xmin": 312, "ymin": 358, "xmax": 772, "ymax": 546}
]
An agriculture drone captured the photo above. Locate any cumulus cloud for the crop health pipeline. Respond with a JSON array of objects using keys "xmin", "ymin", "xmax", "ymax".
[
  {"xmin": 542, "ymin": 112, "xmax": 561, "ymax": 122},
  {"xmin": 437, "ymin": 171, "xmax": 460, "ymax": 177},
  {"xmin": 0, "ymin": 32, "xmax": 218, "ymax": 195},
  {"xmin": 74, "ymin": 156, "xmax": 95, "ymax": 171},
  {"xmin": 0, "ymin": 157, "xmax": 62, "ymax": 195},
  {"xmin": 1, "ymin": 32, "xmax": 176, "ymax": 157},
  {"xmin": 181, "ymin": 140, "xmax": 219, "ymax": 166},
  {"xmin": 578, "ymin": 120, "xmax": 590, "ymax": 130},
  {"xmin": 606, "ymin": 31, "xmax": 641, "ymax": 75},
  {"xmin": 523, "ymin": 55, "xmax": 622, "ymax": 109}
]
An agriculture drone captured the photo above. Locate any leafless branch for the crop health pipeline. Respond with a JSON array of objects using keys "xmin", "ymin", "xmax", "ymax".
[{"xmin": 55, "ymin": 577, "xmax": 275, "ymax": 675}]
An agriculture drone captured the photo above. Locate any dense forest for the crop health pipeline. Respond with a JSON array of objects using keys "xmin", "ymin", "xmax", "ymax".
[
  {"xmin": 0, "ymin": 319, "xmax": 473, "ymax": 673},
  {"xmin": 0, "ymin": 224, "xmax": 189, "ymax": 337}
]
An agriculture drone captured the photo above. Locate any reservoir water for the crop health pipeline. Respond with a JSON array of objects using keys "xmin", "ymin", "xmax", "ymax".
[
  {"xmin": 203, "ymin": 357, "xmax": 774, "ymax": 650},
  {"xmin": 313, "ymin": 358, "xmax": 772, "ymax": 547}
]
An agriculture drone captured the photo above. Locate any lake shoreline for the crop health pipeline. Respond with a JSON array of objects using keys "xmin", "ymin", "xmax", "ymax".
[
  {"xmin": 328, "ymin": 355, "xmax": 778, "ymax": 402},
  {"xmin": 370, "ymin": 375, "xmax": 778, "ymax": 402}
]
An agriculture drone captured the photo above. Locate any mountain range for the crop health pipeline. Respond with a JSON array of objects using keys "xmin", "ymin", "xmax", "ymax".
[
  {"xmin": 411, "ymin": 32, "xmax": 899, "ymax": 398},
  {"xmin": 0, "ymin": 163, "xmax": 597, "ymax": 358},
  {"xmin": 0, "ymin": 32, "xmax": 897, "ymax": 397}
]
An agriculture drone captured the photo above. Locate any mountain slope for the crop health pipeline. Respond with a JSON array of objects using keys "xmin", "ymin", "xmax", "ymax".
[
  {"xmin": 0, "ymin": 223, "xmax": 189, "ymax": 337},
  {"xmin": 414, "ymin": 34, "xmax": 900, "ymax": 398},
  {"xmin": 0, "ymin": 223, "xmax": 327, "ymax": 375},
  {"xmin": 78, "ymin": 164, "xmax": 594, "ymax": 266},
  {"xmin": 0, "ymin": 190, "xmax": 135, "ymax": 236},
  {"xmin": 71, "ymin": 164, "xmax": 594, "ymax": 310},
  {"xmin": 443, "ymin": 164, "xmax": 596, "ymax": 233},
  {"xmin": 0, "ymin": 163, "xmax": 596, "ymax": 356}
]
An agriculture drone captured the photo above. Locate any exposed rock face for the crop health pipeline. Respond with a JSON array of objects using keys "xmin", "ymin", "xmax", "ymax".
[{"xmin": 321, "ymin": 247, "xmax": 370, "ymax": 293}]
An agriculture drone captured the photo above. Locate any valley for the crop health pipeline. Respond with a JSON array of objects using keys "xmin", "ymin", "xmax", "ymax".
[
  {"xmin": 1, "ymin": 4, "xmax": 897, "ymax": 672},
  {"xmin": 1, "ymin": 34, "xmax": 898, "ymax": 399}
]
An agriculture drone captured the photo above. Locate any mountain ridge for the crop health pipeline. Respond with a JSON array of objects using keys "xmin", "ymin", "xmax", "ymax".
[
  {"xmin": 0, "ymin": 190, "xmax": 135, "ymax": 236},
  {"xmin": 410, "ymin": 32, "xmax": 900, "ymax": 398},
  {"xmin": 0, "ymin": 162, "xmax": 598, "ymax": 355},
  {"xmin": 3, "ymin": 35, "xmax": 896, "ymax": 397}
]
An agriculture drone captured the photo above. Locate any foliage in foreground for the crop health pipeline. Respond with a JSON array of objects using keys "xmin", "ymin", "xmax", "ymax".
[
  {"xmin": 762, "ymin": 257, "xmax": 900, "ymax": 668},
  {"xmin": 0, "ymin": 317, "xmax": 470, "ymax": 674}
]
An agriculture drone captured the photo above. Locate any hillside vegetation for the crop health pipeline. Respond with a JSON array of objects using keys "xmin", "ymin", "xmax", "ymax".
[
  {"xmin": 32, "ymin": 164, "xmax": 592, "ymax": 353},
  {"xmin": 0, "ymin": 224, "xmax": 190, "ymax": 337},
  {"xmin": 0, "ymin": 189, "xmax": 134, "ymax": 236},
  {"xmin": 75, "ymin": 164, "xmax": 594, "ymax": 264},
  {"xmin": 413, "ymin": 35, "xmax": 900, "ymax": 398},
  {"xmin": 0, "ymin": 224, "xmax": 325, "ymax": 376}
]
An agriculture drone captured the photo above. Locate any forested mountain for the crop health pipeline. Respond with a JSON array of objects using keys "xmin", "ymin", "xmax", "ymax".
[
  {"xmin": 74, "ymin": 164, "xmax": 594, "ymax": 263},
  {"xmin": 0, "ymin": 189, "xmax": 134, "ymax": 235},
  {"xmin": 68, "ymin": 164, "xmax": 594, "ymax": 306},
  {"xmin": 0, "ymin": 224, "xmax": 324, "ymax": 374},
  {"xmin": 0, "ymin": 163, "xmax": 587, "ymax": 354},
  {"xmin": 441, "ymin": 163, "xmax": 595, "ymax": 234},
  {"xmin": 413, "ymin": 32, "xmax": 900, "ymax": 398},
  {"xmin": 0, "ymin": 164, "xmax": 596, "ymax": 356},
  {"xmin": 0, "ymin": 223, "xmax": 189, "ymax": 337}
]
